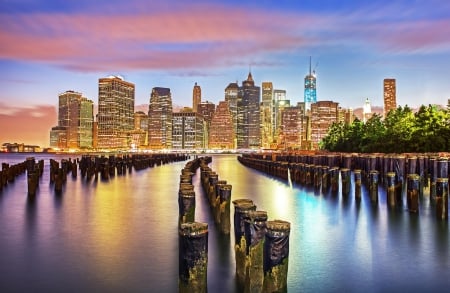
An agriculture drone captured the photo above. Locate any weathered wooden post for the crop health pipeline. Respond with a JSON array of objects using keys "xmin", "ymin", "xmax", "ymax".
[
  {"xmin": 430, "ymin": 157, "xmax": 437, "ymax": 198},
  {"xmin": 369, "ymin": 170, "xmax": 379, "ymax": 203},
  {"xmin": 407, "ymin": 174, "xmax": 420, "ymax": 213},
  {"xmin": 437, "ymin": 158, "xmax": 448, "ymax": 181},
  {"xmin": 233, "ymin": 199, "xmax": 256, "ymax": 286},
  {"xmin": 435, "ymin": 178, "xmax": 448, "ymax": 220},
  {"xmin": 178, "ymin": 222, "xmax": 208, "ymax": 293},
  {"xmin": 354, "ymin": 169, "xmax": 362, "ymax": 201},
  {"xmin": 244, "ymin": 210, "xmax": 268, "ymax": 293},
  {"xmin": 263, "ymin": 220, "xmax": 291, "ymax": 293},
  {"xmin": 218, "ymin": 184, "xmax": 232, "ymax": 234},
  {"xmin": 321, "ymin": 166, "xmax": 329, "ymax": 193},
  {"xmin": 54, "ymin": 167, "xmax": 63, "ymax": 193},
  {"xmin": 341, "ymin": 168, "xmax": 351, "ymax": 196},
  {"xmin": 178, "ymin": 186, "xmax": 196, "ymax": 226},
  {"xmin": 330, "ymin": 167, "xmax": 339, "ymax": 194},
  {"xmin": 386, "ymin": 172, "xmax": 397, "ymax": 207},
  {"xmin": 313, "ymin": 165, "xmax": 322, "ymax": 189}
]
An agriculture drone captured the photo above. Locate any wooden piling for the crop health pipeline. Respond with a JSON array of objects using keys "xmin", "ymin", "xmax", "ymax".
[
  {"xmin": 369, "ymin": 170, "xmax": 379, "ymax": 203},
  {"xmin": 341, "ymin": 168, "xmax": 351, "ymax": 196},
  {"xmin": 354, "ymin": 169, "xmax": 362, "ymax": 201},
  {"xmin": 178, "ymin": 222, "xmax": 208, "ymax": 293},
  {"xmin": 435, "ymin": 178, "xmax": 448, "ymax": 220},
  {"xmin": 386, "ymin": 172, "xmax": 397, "ymax": 207},
  {"xmin": 407, "ymin": 174, "xmax": 420, "ymax": 213}
]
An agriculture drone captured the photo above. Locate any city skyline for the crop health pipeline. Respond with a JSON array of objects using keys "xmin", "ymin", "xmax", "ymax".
[{"xmin": 1, "ymin": 0, "xmax": 450, "ymax": 147}]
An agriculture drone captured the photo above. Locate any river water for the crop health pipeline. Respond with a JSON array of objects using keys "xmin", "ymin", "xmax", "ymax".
[{"xmin": 0, "ymin": 153, "xmax": 448, "ymax": 292}]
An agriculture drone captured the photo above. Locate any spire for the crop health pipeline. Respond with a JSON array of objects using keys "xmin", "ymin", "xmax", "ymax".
[
  {"xmin": 309, "ymin": 56, "xmax": 312, "ymax": 75},
  {"xmin": 247, "ymin": 64, "xmax": 253, "ymax": 82}
]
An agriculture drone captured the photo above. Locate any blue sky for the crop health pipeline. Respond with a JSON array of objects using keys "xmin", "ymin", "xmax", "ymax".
[{"xmin": 1, "ymin": 0, "xmax": 449, "ymax": 145}]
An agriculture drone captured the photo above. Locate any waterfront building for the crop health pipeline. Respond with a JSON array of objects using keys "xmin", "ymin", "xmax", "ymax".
[
  {"xmin": 383, "ymin": 78, "xmax": 396, "ymax": 117},
  {"xmin": 50, "ymin": 90, "xmax": 93, "ymax": 149},
  {"xmin": 310, "ymin": 101, "xmax": 339, "ymax": 150},
  {"xmin": 209, "ymin": 101, "xmax": 235, "ymax": 149},
  {"xmin": 304, "ymin": 57, "xmax": 317, "ymax": 111},
  {"xmin": 97, "ymin": 76, "xmax": 135, "ymax": 149},
  {"xmin": 148, "ymin": 87, "xmax": 173, "ymax": 150},
  {"xmin": 192, "ymin": 82, "xmax": 201, "ymax": 112},
  {"xmin": 237, "ymin": 72, "xmax": 261, "ymax": 149},
  {"xmin": 224, "ymin": 82, "xmax": 239, "ymax": 148},
  {"xmin": 279, "ymin": 106, "xmax": 306, "ymax": 150},
  {"xmin": 132, "ymin": 111, "xmax": 148, "ymax": 147},
  {"xmin": 261, "ymin": 82, "xmax": 273, "ymax": 149},
  {"xmin": 272, "ymin": 89, "xmax": 289, "ymax": 142},
  {"xmin": 172, "ymin": 112, "xmax": 204, "ymax": 150},
  {"xmin": 197, "ymin": 101, "xmax": 216, "ymax": 148}
]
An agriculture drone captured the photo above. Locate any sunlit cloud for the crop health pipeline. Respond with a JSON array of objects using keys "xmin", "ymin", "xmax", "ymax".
[{"xmin": 0, "ymin": 103, "xmax": 56, "ymax": 146}]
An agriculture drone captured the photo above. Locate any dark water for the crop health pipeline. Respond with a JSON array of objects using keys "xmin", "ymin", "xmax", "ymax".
[{"xmin": 0, "ymin": 153, "xmax": 449, "ymax": 293}]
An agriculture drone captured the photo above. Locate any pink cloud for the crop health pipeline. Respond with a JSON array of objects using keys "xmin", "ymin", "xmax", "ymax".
[
  {"xmin": 0, "ymin": 5, "xmax": 312, "ymax": 71},
  {"xmin": 0, "ymin": 103, "xmax": 56, "ymax": 147}
]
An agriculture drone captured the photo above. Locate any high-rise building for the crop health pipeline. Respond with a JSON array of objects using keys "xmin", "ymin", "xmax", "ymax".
[
  {"xmin": 132, "ymin": 111, "xmax": 148, "ymax": 147},
  {"xmin": 304, "ymin": 57, "xmax": 317, "ymax": 111},
  {"xmin": 310, "ymin": 101, "xmax": 339, "ymax": 150},
  {"xmin": 50, "ymin": 90, "xmax": 93, "ymax": 149},
  {"xmin": 209, "ymin": 101, "xmax": 235, "ymax": 149},
  {"xmin": 197, "ymin": 101, "xmax": 215, "ymax": 148},
  {"xmin": 383, "ymin": 78, "xmax": 396, "ymax": 117},
  {"xmin": 261, "ymin": 82, "xmax": 273, "ymax": 148},
  {"xmin": 172, "ymin": 112, "xmax": 204, "ymax": 150},
  {"xmin": 97, "ymin": 76, "xmax": 135, "ymax": 149},
  {"xmin": 148, "ymin": 87, "xmax": 173, "ymax": 150},
  {"xmin": 237, "ymin": 72, "xmax": 260, "ymax": 149},
  {"xmin": 192, "ymin": 82, "xmax": 201, "ymax": 112},
  {"xmin": 279, "ymin": 106, "xmax": 306, "ymax": 150},
  {"xmin": 272, "ymin": 89, "xmax": 289, "ymax": 141},
  {"xmin": 225, "ymin": 82, "xmax": 239, "ymax": 148}
]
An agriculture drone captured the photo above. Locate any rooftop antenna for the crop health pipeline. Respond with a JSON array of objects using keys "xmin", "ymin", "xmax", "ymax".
[{"xmin": 309, "ymin": 56, "xmax": 312, "ymax": 75}]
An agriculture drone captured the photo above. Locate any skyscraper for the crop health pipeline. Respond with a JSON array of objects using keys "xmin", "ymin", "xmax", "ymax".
[
  {"xmin": 304, "ymin": 57, "xmax": 317, "ymax": 111},
  {"xmin": 261, "ymin": 82, "xmax": 273, "ymax": 148},
  {"xmin": 363, "ymin": 98, "xmax": 372, "ymax": 123},
  {"xmin": 237, "ymin": 72, "xmax": 260, "ymax": 149},
  {"xmin": 225, "ymin": 82, "xmax": 239, "ymax": 148},
  {"xmin": 148, "ymin": 87, "xmax": 173, "ymax": 149},
  {"xmin": 209, "ymin": 101, "xmax": 235, "ymax": 149},
  {"xmin": 97, "ymin": 76, "xmax": 135, "ymax": 149},
  {"xmin": 192, "ymin": 82, "xmax": 201, "ymax": 112},
  {"xmin": 172, "ymin": 112, "xmax": 204, "ymax": 150},
  {"xmin": 50, "ymin": 90, "xmax": 93, "ymax": 149},
  {"xmin": 383, "ymin": 78, "xmax": 396, "ymax": 117},
  {"xmin": 310, "ymin": 101, "xmax": 339, "ymax": 150},
  {"xmin": 273, "ymin": 89, "xmax": 289, "ymax": 141}
]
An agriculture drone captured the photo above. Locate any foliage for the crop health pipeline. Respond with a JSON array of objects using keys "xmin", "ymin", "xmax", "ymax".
[{"xmin": 320, "ymin": 105, "xmax": 450, "ymax": 153}]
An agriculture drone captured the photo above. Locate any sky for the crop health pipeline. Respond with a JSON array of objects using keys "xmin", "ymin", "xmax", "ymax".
[{"xmin": 1, "ymin": 0, "xmax": 450, "ymax": 147}]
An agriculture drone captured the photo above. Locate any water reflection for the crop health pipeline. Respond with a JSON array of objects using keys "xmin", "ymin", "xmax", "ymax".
[{"xmin": 0, "ymin": 153, "xmax": 448, "ymax": 292}]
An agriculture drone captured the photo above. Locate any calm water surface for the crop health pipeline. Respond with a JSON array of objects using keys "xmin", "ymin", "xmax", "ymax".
[{"xmin": 0, "ymin": 153, "xmax": 448, "ymax": 292}]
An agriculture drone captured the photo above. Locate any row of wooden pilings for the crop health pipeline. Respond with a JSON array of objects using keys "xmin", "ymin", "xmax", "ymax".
[
  {"xmin": 238, "ymin": 152, "xmax": 449, "ymax": 220},
  {"xmin": 47, "ymin": 153, "xmax": 189, "ymax": 193},
  {"xmin": 177, "ymin": 156, "xmax": 291, "ymax": 293},
  {"xmin": 0, "ymin": 157, "xmax": 45, "ymax": 196}
]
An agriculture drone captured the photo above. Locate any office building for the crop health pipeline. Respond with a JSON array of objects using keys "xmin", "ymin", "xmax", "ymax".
[
  {"xmin": 261, "ymin": 82, "xmax": 273, "ymax": 148},
  {"xmin": 304, "ymin": 57, "xmax": 317, "ymax": 111},
  {"xmin": 209, "ymin": 101, "xmax": 235, "ymax": 149},
  {"xmin": 148, "ymin": 87, "xmax": 173, "ymax": 150},
  {"xmin": 310, "ymin": 101, "xmax": 339, "ymax": 150},
  {"xmin": 172, "ymin": 112, "xmax": 204, "ymax": 150},
  {"xmin": 192, "ymin": 82, "xmax": 201, "ymax": 112},
  {"xmin": 383, "ymin": 78, "xmax": 396, "ymax": 117},
  {"xmin": 50, "ymin": 90, "xmax": 93, "ymax": 149},
  {"xmin": 237, "ymin": 72, "xmax": 260, "ymax": 149},
  {"xmin": 97, "ymin": 76, "xmax": 135, "ymax": 149},
  {"xmin": 272, "ymin": 89, "xmax": 289, "ymax": 141},
  {"xmin": 279, "ymin": 106, "xmax": 306, "ymax": 150},
  {"xmin": 225, "ymin": 82, "xmax": 239, "ymax": 148}
]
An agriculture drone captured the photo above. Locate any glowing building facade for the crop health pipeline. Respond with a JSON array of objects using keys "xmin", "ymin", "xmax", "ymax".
[
  {"xmin": 209, "ymin": 101, "xmax": 235, "ymax": 149},
  {"xmin": 97, "ymin": 76, "xmax": 135, "ymax": 149},
  {"xmin": 261, "ymin": 82, "xmax": 273, "ymax": 148},
  {"xmin": 172, "ymin": 112, "xmax": 204, "ymax": 150},
  {"xmin": 148, "ymin": 87, "xmax": 173, "ymax": 149},
  {"xmin": 304, "ymin": 58, "xmax": 317, "ymax": 111},
  {"xmin": 237, "ymin": 72, "xmax": 260, "ymax": 149},
  {"xmin": 192, "ymin": 82, "xmax": 201, "ymax": 112},
  {"xmin": 383, "ymin": 78, "xmax": 396, "ymax": 117}
]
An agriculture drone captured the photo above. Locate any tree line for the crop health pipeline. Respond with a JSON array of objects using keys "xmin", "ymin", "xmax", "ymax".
[{"xmin": 320, "ymin": 104, "xmax": 450, "ymax": 153}]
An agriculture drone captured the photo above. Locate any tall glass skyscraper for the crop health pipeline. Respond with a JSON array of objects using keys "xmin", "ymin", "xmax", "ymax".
[
  {"xmin": 237, "ymin": 72, "xmax": 260, "ymax": 149},
  {"xmin": 304, "ymin": 57, "xmax": 317, "ymax": 111},
  {"xmin": 148, "ymin": 87, "xmax": 173, "ymax": 149},
  {"xmin": 97, "ymin": 76, "xmax": 135, "ymax": 149}
]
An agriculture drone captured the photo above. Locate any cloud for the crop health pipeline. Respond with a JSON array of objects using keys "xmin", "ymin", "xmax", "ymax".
[
  {"xmin": 0, "ymin": 1, "xmax": 449, "ymax": 73},
  {"xmin": 0, "ymin": 103, "xmax": 56, "ymax": 147}
]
